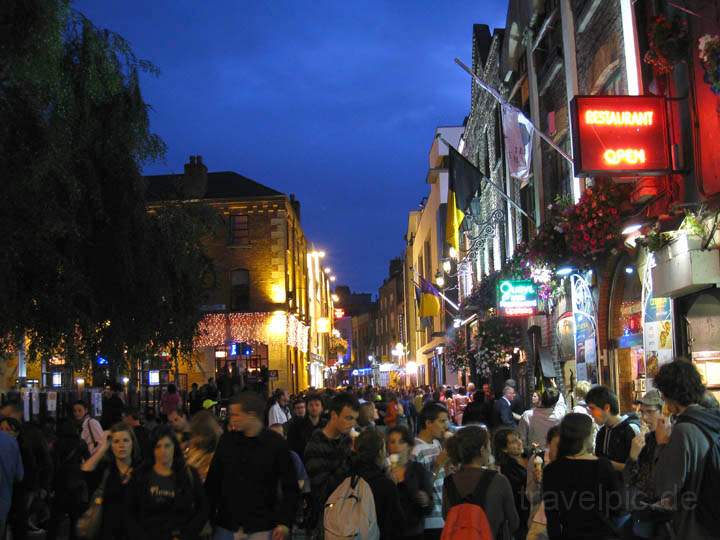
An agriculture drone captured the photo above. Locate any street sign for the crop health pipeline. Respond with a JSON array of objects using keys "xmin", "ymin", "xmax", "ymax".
[
  {"xmin": 497, "ymin": 279, "xmax": 538, "ymax": 317},
  {"xmin": 570, "ymin": 95, "xmax": 670, "ymax": 176}
]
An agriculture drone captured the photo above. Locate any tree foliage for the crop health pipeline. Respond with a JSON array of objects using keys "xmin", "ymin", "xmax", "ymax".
[{"xmin": 0, "ymin": 1, "xmax": 214, "ymax": 371}]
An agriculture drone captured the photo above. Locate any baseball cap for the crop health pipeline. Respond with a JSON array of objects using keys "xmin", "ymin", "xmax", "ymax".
[
  {"xmin": 202, "ymin": 399, "xmax": 218, "ymax": 410},
  {"xmin": 634, "ymin": 389, "xmax": 663, "ymax": 407}
]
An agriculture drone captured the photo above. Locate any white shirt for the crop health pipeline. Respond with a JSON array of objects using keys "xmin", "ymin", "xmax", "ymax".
[
  {"xmin": 268, "ymin": 402, "xmax": 290, "ymax": 426},
  {"xmin": 81, "ymin": 416, "xmax": 104, "ymax": 455}
]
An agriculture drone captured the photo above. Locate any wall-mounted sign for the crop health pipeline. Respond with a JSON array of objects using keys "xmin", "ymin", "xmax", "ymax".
[
  {"xmin": 497, "ymin": 279, "xmax": 538, "ymax": 317},
  {"xmin": 570, "ymin": 95, "xmax": 670, "ymax": 176},
  {"xmin": 334, "ymin": 308, "xmax": 345, "ymax": 319},
  {"xmin": 317, "ymin": 317, "xmax": 331, "ymax": 334}
]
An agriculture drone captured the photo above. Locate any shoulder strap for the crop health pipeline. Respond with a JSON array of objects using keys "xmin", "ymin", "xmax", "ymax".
[
  {"xmin": 469, "ymin": 470, "xmax": 497, "ymax": 508},
  {"xmin": 86, "ymin": 418, "xmax": 97, "ymax": 447},
  {"xmin": 444, "ymin": 474, "xmax": 462, "ymax": 507}
]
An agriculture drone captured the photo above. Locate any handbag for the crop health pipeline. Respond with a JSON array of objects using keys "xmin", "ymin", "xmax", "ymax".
[{"xmin": 76, "ymin": 469, "xmax": 110, "ymax": 539}]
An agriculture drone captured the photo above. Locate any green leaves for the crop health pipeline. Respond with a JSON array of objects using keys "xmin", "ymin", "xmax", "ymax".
[{"xmin": 0, "ymin": 1, "xmax": 212, "ymax": 372}]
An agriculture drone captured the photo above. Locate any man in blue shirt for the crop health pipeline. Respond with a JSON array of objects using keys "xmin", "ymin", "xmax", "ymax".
[{"xmin": 0, "ymin": 430, "xmax": 24, "ymax": 539}]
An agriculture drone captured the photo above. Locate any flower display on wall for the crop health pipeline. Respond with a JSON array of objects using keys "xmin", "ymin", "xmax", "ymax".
[
  {"xmin": 643, "ymin": 15, "xmax": 689, "ymax": 75},
  {"xmin": 699, "ymin": 34, "xmax": 720, "ymax": 95},
  {"xmin": 445, "ymin": 332, "xmax": 470, "ymax": 373},
  {"xmin": 557, "ymin": 183, "xmax": 626, "ymax": 263},
  {"xmin": 473, "ymin": 316, "xmax": 522, "ymax": 373}
]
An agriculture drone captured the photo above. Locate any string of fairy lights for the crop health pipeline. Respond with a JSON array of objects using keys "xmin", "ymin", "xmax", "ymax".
[{"xmin": 193, "ymin": 312, "xmax": 309, "ymax": 353}]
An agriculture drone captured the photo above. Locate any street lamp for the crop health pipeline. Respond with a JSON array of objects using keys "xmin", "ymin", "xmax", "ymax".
[
  {"xmin": 435, "ymin": 271, "xmax": 445, "ymax": 288},
  {"xmin": 442, "ymin": 259, "xmax": 452, "ymax": 273}
]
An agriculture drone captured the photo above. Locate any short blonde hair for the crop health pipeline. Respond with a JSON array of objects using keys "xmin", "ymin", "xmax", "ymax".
[{"xmin": 574, "ymin": 380, "xmax": 592, "ymax": 401}]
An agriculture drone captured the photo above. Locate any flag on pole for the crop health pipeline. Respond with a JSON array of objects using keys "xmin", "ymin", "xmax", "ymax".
[
  {"xmin": 417, "ymin": 276, "xmax": 441, "ymax": 318},
  {"xmin": 446, "ymin": 146, "xmax": 483, "ymax": 250},
  {"xmin": 502, "ymin": 104, "xmax": 534, "ymax": 183}
]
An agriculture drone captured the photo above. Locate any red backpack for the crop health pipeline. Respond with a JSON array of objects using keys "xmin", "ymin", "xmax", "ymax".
[{"xmin": 440, "ymin": 470, "xmax": 497, "ymax": 540}]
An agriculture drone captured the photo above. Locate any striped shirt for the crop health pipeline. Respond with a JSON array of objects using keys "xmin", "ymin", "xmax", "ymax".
[{"xmin": 412, "ymin": 437, "xmax": 445, "ymax": 531}]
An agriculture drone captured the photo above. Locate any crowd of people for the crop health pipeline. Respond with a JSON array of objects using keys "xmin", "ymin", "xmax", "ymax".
[{"xmin": 0, "ymin": 358, "xmax": 719, "ymax": 540}]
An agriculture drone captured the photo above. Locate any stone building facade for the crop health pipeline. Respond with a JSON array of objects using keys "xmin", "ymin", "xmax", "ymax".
[{"xmin": 146, "ymin": 156, "xmax": 313, "ymax": 394}]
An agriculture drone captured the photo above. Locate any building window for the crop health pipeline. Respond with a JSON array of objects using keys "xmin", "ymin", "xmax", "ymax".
[
  {"xmin": 229, "ymin": 214, "xmax": 249, "ymax": 245},
  {"xmin": 230, "ymin": 269, "xmax": 250, "ymax": 311}
]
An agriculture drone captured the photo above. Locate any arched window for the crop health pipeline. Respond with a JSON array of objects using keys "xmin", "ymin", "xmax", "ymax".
[{"xmin": 230, "ymin": 269, "xmax": 250, "ymax": 311}]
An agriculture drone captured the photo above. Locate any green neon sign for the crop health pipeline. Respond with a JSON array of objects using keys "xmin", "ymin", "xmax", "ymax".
[{"xmin": 496, "ymin": 279, "xmax": 538, "ymax": 317}]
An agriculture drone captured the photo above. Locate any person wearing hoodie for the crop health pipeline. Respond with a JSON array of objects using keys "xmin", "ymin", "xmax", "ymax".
[
  {"xmin": 652, "ymin": 359, "xmax": 720, "ymax": 540},
  {"xmin": 585, "ymin": 385, "xmax": 640, "ymax": 472},
  {"xmin": 351, "ymin": 429, "xmax": 404, "ymax": 539}
]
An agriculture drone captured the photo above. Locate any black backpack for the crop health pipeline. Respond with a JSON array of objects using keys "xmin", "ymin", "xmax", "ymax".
[{"xmin": 675, "ymin": 415, "xmax": 720, "ymax": 532}]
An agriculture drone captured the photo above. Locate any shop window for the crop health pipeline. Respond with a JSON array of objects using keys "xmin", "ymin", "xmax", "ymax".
[
  {"xmin": 229, "ymin": 214, "xmax": 249, "ymax": 246},
  {"xmin": 230, "ymin": 269, "xmax": 250, "ymax": 311}
]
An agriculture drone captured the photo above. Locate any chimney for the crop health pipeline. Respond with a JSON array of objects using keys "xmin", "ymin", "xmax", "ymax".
[
  {"xmin": 182, "ymin": 155, "xmax": 208, "ymax": 199},
  {"xmin": 289, "ymin": 193, "xmax": 301, "ymax": 222}
]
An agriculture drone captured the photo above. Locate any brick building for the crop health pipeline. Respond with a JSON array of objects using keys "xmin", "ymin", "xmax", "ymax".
[
  {"xmin": 145, "ymin": 156, "xmax": 313, "ymax": 394},
  {"xmin": 453, "ymin": 0, "xmax": 720, "ymax": 408}
]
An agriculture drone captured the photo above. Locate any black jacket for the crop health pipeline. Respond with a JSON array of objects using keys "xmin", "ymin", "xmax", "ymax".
[
  {"xmin": 395, "ymin": 460, "xmax": 433, "ymax": 536},
  {"xmin": 595, "ymin": 415, "xmax": 640, "ymax": 466},
  {"xmin": 53, "ymin": 435, "xmax": 90, "ymax": 505},
  {"xmin": 351, "ymin": 462, "xmax": 404, "ymax": 540},
  {"xmin": 287, "ymin": 415, "xmax": 326, "ymax": 457},
  {"xmin": 304, "ymin": 429, "xmax": 353, "ymax": 526},
  {"xmin": 18, "ymin": 422, "xmax": 53, "ymax": 492},
  {"xmin": 462, "ymin": 399, "xmax": 492, "ymax": 426},
  {"xmin": 101, "ymin": 395, "xmax": 125, "ymax": 429},
  {"xmin": 127, "ymin": 465, "xmax": 208, "ymax": 540},
  {"xmin": 205, "ymin": 429, "xmax": 298, "ymax": 533},
  {"xmin": 492, "ymin": 398, "xmax": 517, "ymax": 428}
]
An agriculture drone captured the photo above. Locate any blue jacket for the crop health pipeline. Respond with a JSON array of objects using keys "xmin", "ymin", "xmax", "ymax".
[{"xmin": 0, "ymin": 431, "xmax": 24, "ymax": 519}]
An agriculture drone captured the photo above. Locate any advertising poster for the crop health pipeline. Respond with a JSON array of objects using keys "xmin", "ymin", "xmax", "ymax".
[
  {"xmin": 47, "ymin": 391, "xmax": 57, "ymax": 412},
  {"xmin": 575, "ymin": 313, "xmax": 598, "ymax": 384},
  {"xmin": 644, "ymin": 296, "xmax": 673, "ymax": 383},
  {"xmin": 31, "ymin": 388, "xmax": 40, "ymax": 415}
]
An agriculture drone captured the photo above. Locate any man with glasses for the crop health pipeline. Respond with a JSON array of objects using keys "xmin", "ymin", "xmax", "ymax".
[{"xmin": 624, "ymin": 389, "xmax": 665, "ymax": 538}]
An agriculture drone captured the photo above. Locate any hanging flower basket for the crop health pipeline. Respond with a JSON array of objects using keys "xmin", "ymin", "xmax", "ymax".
[
  {"xmin": 699, "ymin": 34, "xmax": 720, "ymax": 95},
  {"xmin": 557, "ymin": 183, "xmax": 627, "ymax": 264},
  {"xmin": 643, "ymin": 15, "xmax": 689, "ymax": 75},
  {"xmin": 445, "ymin": 333, "xmax": 469, "ymax": 373},
  {"xmin": 473, "ymin": 316, "xmax": 522, "ymax": 373}
]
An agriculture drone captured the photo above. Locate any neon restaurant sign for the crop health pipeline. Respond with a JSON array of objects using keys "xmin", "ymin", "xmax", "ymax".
[
  {"xmin": 570, "ymin": 96, "xmax": 670, "ymax": 176},
  {"xmin": 497, "ymin": 279, "xmax": 538, "ymax": 317}
]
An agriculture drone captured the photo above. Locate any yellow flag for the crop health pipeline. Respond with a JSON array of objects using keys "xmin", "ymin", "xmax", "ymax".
[{"xmin": 445, "ymin": 188, "xmax": 465, "ymax": 254}]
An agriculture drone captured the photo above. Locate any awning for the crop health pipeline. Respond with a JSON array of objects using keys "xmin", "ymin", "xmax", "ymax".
[{"xmin": 539, "ymin": 347, "xmax": 556, "ymax": 377}]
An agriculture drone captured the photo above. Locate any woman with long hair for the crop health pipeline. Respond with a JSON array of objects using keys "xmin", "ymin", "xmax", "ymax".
[
  {"xmin": 442, "ymin": 425, "xmax": 519, "ymax": 538},
  {"xmin": 184, "ymin": 411, "xmax": 221, "ymax": 483},
  {"xmin": 80, "ymin": 422, "xmax": 142, "ymax": 540},
  {"xmin": 542, "ymin": 413, "xmax": 622, "ymax": 540},
  {"xmin": 493, "ymin": 428, "xmax": 530, "ymax": 539},
  {"xmin": 127, "ymin": 425, "xmax": 208, "ymax": 540},
  {"xmin": 386, "ymin": 426, "xmax": 433, "ymax": 540}
]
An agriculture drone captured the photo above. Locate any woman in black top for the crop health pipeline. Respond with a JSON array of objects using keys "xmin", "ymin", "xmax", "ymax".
[
  {"xmin": 48, "ymin": 420, "xmax": 91, "ymax": 540},
  {"xmin": 351, "ymin": 429, "xmax": 405, "ymax": 539},
  {"xmin": 80, "ymin": 422, "xmax": 142, "ymax": 540},
  {"xmin": 386, "ymin": 426, "xmax": 433, "ymax": 540},
  {"xmin": 127, "ymin": 425, "xmax": 208, "ymax": 540},
  {"xmin": 493, "ymin": 427, "xmax": 530, "ymax": 539},
  {"xmin": 542, "ymin": 413, "xmax": 622, "ymax": 540}
]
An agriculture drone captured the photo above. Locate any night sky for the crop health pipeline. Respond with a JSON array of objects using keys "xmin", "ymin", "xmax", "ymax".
[{"xmin": 74, "ymin": 1, "xmax": 507, "ymax": 295}]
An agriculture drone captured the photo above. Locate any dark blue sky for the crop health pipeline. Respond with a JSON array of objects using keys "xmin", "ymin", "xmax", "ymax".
[{"xmin": 75, "ymin": 1, "xmax": 506, "ymax": 294}]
